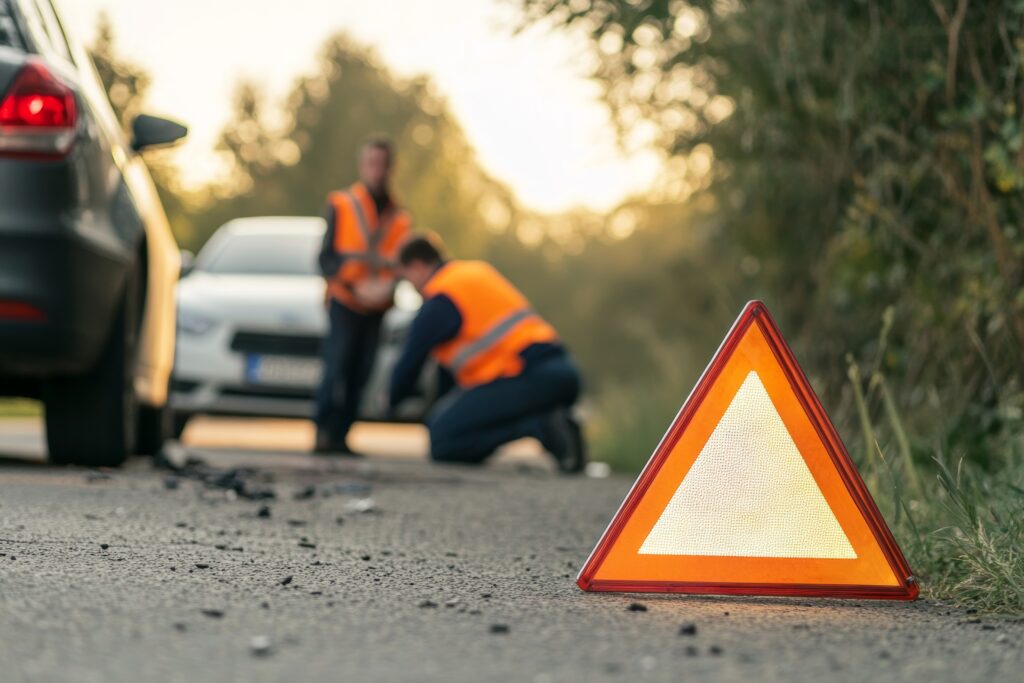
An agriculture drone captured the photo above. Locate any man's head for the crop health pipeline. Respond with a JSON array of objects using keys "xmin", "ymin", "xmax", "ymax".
[
  {"xmin": 358, "ymin": 136, "xmax": 394, "ymax": 195},
  {"xmin": 397, "ymin": 234, "xmax": 445, "ymax": 293}
]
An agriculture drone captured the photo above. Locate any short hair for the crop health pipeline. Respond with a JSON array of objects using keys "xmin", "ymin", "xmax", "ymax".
[
  {"xmin": 361, "ymin": 135, "xmax": 394, "ymax": 164},
  {"xmin": 399, "ymin": 234, "xmax": 444, "ymax": 266}
]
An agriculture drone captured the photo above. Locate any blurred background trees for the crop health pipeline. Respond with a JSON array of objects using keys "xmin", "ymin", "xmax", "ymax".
[{"xmin": 519, "ymin": 0, "xmax": 1024, "ymax": 473}]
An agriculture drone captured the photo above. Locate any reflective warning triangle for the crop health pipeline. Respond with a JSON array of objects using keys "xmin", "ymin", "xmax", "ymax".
[{"xmin": 578, "ymin": 301, "xmax": 918, "ymax": 599}]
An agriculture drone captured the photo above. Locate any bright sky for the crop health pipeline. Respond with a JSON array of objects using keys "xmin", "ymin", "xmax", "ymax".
[{"xmin": 58, "ymin": 0, "xmax": 661, "ymax": 213}]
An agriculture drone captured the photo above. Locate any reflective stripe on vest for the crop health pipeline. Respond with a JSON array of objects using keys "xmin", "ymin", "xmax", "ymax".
[
  {"xmin": 422, "ymin": 260, "xmax": 559, "ymax": 387},
  {"xmin": 326, "ymin": 184, "xmax": 411, "ymax": 312},
  {"xmin": 342, "ymin": 190, "xmax": 393, "ymax": 271},
  {"xmin": 448, "ymin": 307, "xmax": 536, "ymax": 373}
]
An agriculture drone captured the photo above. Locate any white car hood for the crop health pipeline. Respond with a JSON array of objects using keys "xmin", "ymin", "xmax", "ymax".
[{"xmin": 177, "ymin": 273, "xmax": 327, "ymax": 333}]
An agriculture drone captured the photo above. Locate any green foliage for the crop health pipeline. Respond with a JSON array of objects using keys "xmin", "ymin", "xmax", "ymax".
[{"xmin": 519, "ymin": 0, "xmax": 1024, "ymax": 611}]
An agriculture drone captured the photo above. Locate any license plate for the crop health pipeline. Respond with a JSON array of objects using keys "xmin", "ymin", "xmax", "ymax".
[{"xmin": 245, "ymin": 355, "xmax": 322, "ymax": 387}]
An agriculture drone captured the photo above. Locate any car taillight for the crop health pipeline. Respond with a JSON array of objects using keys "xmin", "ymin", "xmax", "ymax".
[
  {"xmin": 0, "ymin": 300, "xmax": 47, "ymax": 322},
  {"xmin": 0, "ymin": 60, "xmax": 78, "ymax": 158}
]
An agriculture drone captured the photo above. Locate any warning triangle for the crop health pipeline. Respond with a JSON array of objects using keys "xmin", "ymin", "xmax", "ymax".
[
  {"xmin": 578, "ymin": 301, "xmax": 918, "ymax": 599},
  {"xmin": 639, "ymin": 371, "xmax": 857, "ymax": 560}
]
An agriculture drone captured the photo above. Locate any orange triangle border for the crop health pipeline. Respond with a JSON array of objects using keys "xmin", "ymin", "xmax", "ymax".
[{"xmin": 577, "ymin": 301, "xmax": 919, "ymax": 600}]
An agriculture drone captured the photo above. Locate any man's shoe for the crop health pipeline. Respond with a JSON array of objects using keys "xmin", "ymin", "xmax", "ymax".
[
  {"xmin": 540, "ymin": 408, "xmax": 586, "ymax": 474},
  {"xmin": 313, "ymin": 432, "xmax": 363, "ymax": 458}
]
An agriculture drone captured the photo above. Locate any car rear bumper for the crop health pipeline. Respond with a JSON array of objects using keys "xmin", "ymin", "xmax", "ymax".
[
  {"xmin": 0, "ymin": 154, "xmax": 132, "ymax": 384},
  {"xmin": 0, "ymin": 228, "xmax": 128, "ymax": 381}
]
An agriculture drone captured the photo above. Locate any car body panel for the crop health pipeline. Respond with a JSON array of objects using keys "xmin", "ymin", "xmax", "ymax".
[{"xmin": 0, "ymin": 0, "xmax": 180, "ymax": 407}]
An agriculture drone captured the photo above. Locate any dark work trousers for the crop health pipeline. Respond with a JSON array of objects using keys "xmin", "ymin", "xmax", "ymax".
[
  {"xmin": 426, "ymin": 351, "xmax": 581, "ymax": 464},
  {"xmin": 314, "ymin": 299, "xmax": 384, "ymax": 446}
]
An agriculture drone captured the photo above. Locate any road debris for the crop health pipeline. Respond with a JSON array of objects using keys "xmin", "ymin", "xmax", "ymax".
[
  {"xmin": 679, "ymin": 624, "xmax": 698, "ymax": 636},
  {"xmin": 627, "ymin": 603, "xmax": 648, "ymax": 612},
  {"xmin": 201, "ymin": 609, "xmax": 224, "ymax": 618},
  {"xmin": 293, "ymin": 485, "xmax": 316, "ymax": 500},
  {"xmin": 155, "ymin": 447, "xmax": 276, "ymax": 500},
  {"xmin": 249, "ymin": 635, "xmax": 273, "ymax": 657},
  {"xmin": 344, "ymin": 498, "xmax": 377, "ymax": 514},
  {"xmin": 280, "ymin": 576, "xmax": 293, "ymax": 586},
  {"xmin": 489, "ymin": 624, "xmax": 510, "ymax": 634},
  {"xmin": 329, "ymin": 481, "xmax": 373, "ymax": 496}
]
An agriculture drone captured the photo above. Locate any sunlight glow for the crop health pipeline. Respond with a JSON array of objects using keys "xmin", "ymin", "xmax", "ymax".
[{"xmin": 60, "ymin": 0, "xmax": 664, "ymax": 213}]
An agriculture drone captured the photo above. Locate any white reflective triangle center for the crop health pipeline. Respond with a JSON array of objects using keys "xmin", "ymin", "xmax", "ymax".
[{"xmin": 639, "ymin": 371, "xmax": 857, "ymax": 559}]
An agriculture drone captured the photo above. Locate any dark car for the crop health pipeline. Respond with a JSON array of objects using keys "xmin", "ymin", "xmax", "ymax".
[{"xmin": 0, "ymin": 0, "xmax": 187, "ymax": 466}]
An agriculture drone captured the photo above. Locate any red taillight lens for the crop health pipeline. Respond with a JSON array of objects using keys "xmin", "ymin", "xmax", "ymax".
[
  {"xmin": 0, "ymin": 60, "xmax": 78, "ymax": 158},
  {"xmin": 0, "ymin": 300, "xmax": 47, "ymax": 323}
]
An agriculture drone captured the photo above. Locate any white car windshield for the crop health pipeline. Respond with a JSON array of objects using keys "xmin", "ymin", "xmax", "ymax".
[{"xmin": 200, "ymin": 231, "xmax": 322, "ymax": 276}]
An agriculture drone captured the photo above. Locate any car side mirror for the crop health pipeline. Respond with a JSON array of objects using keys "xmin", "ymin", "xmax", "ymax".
[
  {"xmin": 131, "ymin": 114, "xmax": 188, "ymax": 152},
  {"xmin": 179, "ymin": 249, "xmax": 195, "ymax": 277}
]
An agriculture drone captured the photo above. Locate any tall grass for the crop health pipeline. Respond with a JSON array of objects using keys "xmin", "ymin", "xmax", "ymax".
[
  {"xmin": 849, "ymin": 389, "xmax": 1024, "ymax": 614},
  {"xmin": 845, "ymin": 309, "xmax": 1024, "ymax": 613}
]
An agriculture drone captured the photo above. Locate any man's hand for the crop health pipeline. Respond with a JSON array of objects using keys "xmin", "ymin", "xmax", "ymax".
[{"xmin": 353, "ymin": 277, "xmax": 395, "ymax": 310}]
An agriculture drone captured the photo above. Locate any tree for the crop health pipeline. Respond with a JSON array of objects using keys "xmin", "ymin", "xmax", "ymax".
[
  {"xmin": 519, "ymin": 0, "xmax": 1024, "ymax": 471},
  {"xmin": 191, "ymin": 35, "xmax": 522, "ymax": 256},
  {"xmin": 88, "ymin": 14, "xmax": 192, "ymax": 244}
]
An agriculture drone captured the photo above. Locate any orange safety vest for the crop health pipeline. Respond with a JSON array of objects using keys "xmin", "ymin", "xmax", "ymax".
[
  {"xmin": 325, "ymin": 182, "xmax": 411, "ymax": 312},
  {"xmin": 422, "ymin": 260, "xmax": 559, "ymax": 388}
]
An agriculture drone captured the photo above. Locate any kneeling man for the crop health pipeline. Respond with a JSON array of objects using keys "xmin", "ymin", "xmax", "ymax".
[{"xmin": 388, "ymin": 235, "xmax": 585, "ymax": 472}]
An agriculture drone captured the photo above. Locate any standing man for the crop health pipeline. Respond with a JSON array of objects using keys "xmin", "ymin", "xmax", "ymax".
[
  {"xmin": 315, "ymin": 137, "xmax": 411, "ymax": 454},
  {"xmin": 388, "ymin": 235, "xmax": 586, "ymax": 472}
]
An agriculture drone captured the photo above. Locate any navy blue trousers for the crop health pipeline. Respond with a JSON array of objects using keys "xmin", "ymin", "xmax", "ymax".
[
  {"xmin": 427, "ymin": 352, "xmax": 581, "ymax": 464},
  {"xmin": 314, "ymin": 300, "xmax": 382, "ymax": 444}
]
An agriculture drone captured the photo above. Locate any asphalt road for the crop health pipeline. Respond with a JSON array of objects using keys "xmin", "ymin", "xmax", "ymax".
[{"xmin": 0, "ymin": 418, "xmax": 1020, "ymax": 683}]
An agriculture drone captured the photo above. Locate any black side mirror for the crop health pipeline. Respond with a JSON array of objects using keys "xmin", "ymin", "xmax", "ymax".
[
  {"xmin": 179, "ymin": 249, "xmax": 195, "ymax": 277},
  {"xmin": 131, "ymin": 114, "xmax": 188, "ymax": 152}
]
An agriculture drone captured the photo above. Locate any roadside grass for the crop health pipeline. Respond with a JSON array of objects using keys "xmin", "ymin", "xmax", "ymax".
[
  {"xmin": 0, "ymin": 399, "xmax": 42, "ymax": 419},
  {"xmin": 589, "ymin": 381, "xmax": 685, "ymax": 473},
  {"xmin": 589, "ymin": 322, "xmax": 1024, "ymax": 615}
]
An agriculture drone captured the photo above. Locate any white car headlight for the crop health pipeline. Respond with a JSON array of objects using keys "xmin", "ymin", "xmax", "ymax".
[{"xmin": 177, "ymin": 308, "xmax": 218, "ymax": 336}]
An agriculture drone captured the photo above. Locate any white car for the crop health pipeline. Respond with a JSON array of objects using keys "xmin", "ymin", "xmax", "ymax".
[{"xmin": 170, "ymin": 217, "xmax": 436, "ymax": 437}]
